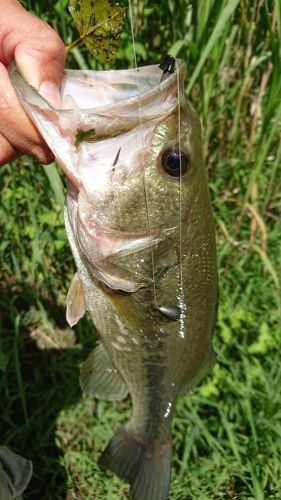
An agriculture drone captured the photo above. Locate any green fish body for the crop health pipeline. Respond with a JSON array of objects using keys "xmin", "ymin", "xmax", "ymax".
[{"xmin": 10, "ymin": 60, "xmax": 218, "ymax": 500}]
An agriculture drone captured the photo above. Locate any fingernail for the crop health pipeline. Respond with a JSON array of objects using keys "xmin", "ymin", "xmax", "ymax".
[{"xmin": 39, "ymin": 81, "xmax": 61, "ymax": 108}]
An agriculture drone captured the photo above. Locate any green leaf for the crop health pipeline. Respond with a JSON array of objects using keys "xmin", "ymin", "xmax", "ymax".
[
  {"xmin": 75, "ymin": 128, "xmax": 96, "ymax": 146},
  {"xmin": 69, "ymin": 0, "xmax": 126, "ymax": 63},
  {"xmin": 42, "ymin": 162, "xmax": 65, "ymax": 210},
  {"xmin": 133, "ymin": 42, "xmax": 147, "ymax": 59},
  {"xmin": 185, "ymin": 0, "xmax": 240, "ymax": 95},
  {"xmin": 169, "ymin": 40, "xmax": 186, "ymax": 57}
]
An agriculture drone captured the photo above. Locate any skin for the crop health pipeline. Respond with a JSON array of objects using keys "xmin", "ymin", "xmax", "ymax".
[{"xmin": 0, "ymin": 0, "xmax": 65, "ymax": 165}]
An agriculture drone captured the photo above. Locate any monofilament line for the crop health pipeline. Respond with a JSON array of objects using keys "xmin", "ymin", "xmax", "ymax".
[
  {"xmin": 176, "ymin": 60, "xmax": 186, "ymax": 334},
  {"xmin": 128, "ymin": 0, "xmax": 159, "ymax": 309},
  {"xmin": 176, "ymin": 61, "xmax": 183, "ymax": 291}
]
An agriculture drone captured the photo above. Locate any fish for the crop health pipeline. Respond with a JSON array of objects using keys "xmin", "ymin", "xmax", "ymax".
[{"xmin": 10, "ymin": 59, "xmax": 218, "ymax": 500}]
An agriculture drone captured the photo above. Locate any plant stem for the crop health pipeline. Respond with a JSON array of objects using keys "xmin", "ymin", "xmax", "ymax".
[{"xmin": 66, "ymin": 12, "xmax": 121, "ymax": 53}]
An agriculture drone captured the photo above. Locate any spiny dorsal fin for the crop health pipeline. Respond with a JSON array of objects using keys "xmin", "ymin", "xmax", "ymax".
[
  {"xmin": 66, "ymin": 272, "xmax": 87, "ymax": 327},
  {"xmin": 80, "ymin": 343, "xmax": 128, "ymax": 401}
]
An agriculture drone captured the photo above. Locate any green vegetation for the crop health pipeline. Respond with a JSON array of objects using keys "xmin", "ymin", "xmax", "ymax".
[
  {"xmin": 75, "ymin": 128, "xmax": 96, "ymax": 146},
  {"xmin": 1, "ymin": 0, "xmax": 280, "ymax": 498},
  {"xmin": 68, "ymin": 0, "xmax": 126, "ymax": 62}
]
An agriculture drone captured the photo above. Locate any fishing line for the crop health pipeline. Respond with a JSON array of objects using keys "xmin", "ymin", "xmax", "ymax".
[
  {"xmin": 176, "ymin": 61, "xmax": 184, "ymax": 295},
  {"xmin": 176, "ymin": 60, "xmax": 187, "ymax": 335},
  {"xmin": 128, "ymin": 0, "xmax": 159, "ymax": 309}
]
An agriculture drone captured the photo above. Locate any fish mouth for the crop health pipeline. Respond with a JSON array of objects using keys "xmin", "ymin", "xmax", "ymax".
[
  {"xmin": 9, "ymin": 60, "xmax": 186, "ymax": 189},
  {"xmin": 58, "ymin": 60, "xmax": 186, "ymax": 117},
  {"xmin": 9, "ymin": 59, "xmax": 186, "ymax": 138}
]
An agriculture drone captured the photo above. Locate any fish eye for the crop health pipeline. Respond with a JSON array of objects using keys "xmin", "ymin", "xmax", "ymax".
[{"xmin": 161, "ymin": 147, "xmax": 189, "ymax": 177}]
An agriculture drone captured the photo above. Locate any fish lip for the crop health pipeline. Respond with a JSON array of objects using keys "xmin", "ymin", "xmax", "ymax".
[
  {"xmin": 9, "ymin": 59, "xmax": 186, "ymax": 113},
  {"xmin": 59, "ymin": 60, "xmax": 186, "ymax": 113}
]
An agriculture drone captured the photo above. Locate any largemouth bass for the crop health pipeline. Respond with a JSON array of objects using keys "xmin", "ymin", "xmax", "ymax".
[{"xmin": 10, "ymin": 60, "xmax": 218, "ymax": 500}]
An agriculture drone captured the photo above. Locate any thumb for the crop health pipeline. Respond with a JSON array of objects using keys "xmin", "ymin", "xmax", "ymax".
[
  {"xmin": 15, "ymin": 40, "xmax": 66, "ymax": 107},
  {"xmin": 1, "ymin": 0, "xmax": 66, "ymax": 106}
]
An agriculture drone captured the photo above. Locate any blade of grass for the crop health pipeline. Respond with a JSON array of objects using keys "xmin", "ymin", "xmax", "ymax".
[
  {"xmin": 14, "ymin": 316, "xmax": 29, "ymax": 425},
  {"xmin": 186, "ymin": 0, "xmax": 240, "ymax": 95},
  {"xmin": 178, "ymin": 425, "xmax": 199, "ymax": 480},
  {"xmin": 42, "ymin": 162, "xmax": 65, "ymax": 211}
]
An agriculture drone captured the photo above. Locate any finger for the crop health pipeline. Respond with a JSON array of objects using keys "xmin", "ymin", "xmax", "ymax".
[
  {"xmin": 15, "ymin": 32, "xmax": 65, "ymax": 107},
  {"xmin": 1, "ymin": 0, "xmax": 66, "ymax": 106},
  {"xmin": 0, "ymin": 62, "xmax": 54, "ymax": 164},
  {"xmin": 0, "ymin": 133, "xmax": 19, "ymax": 166}
]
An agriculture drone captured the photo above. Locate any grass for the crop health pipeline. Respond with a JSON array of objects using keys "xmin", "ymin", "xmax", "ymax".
[{"xmin": 1, "ymin": 0, "xmax": 281, "ymax": 498}]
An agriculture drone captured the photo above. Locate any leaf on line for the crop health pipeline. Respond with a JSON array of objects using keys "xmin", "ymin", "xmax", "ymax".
[{"xmin": 68, "ymin": 0, "xmax": 126, "ymax": 63}]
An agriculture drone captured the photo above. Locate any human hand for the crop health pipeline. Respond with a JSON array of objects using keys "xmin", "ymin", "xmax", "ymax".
[{"xmin": 0, "ymin": 0, "xmax": 66, "ymax": 165}]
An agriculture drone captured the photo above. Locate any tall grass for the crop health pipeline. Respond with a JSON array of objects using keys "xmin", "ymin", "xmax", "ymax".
[{"xmin": 0, "ymin": 0, "xmax": 280, "ymax": 498}]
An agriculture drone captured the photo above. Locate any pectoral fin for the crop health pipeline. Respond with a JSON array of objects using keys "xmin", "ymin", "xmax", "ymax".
[
  {"xmin": 105, "ymin": 291, "xmax": 159, "ymax": 335},
  {"xmin": 66, "ymin": 273, "xmax": 87, "ymax": 327},
  {"xmin": 80, "ymin": 343, "xmax": 129, "ymax": 401}
]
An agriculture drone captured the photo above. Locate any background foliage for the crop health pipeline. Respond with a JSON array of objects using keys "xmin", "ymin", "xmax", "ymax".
[{"xmin": 0, "ymin": 1, "xmax": 280, "ymax": 499}]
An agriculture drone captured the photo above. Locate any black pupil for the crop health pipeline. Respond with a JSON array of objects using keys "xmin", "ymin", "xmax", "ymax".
[{"xmin": 162, "ymin": 148, "xmax": 188, "ymax": 177}]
